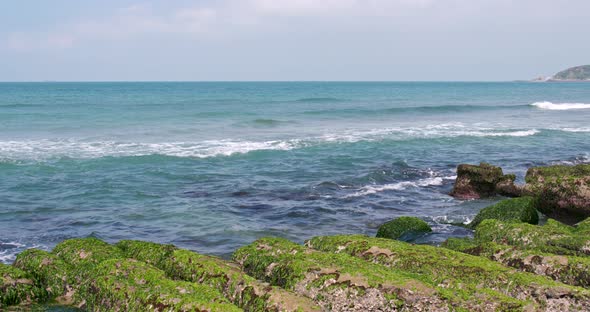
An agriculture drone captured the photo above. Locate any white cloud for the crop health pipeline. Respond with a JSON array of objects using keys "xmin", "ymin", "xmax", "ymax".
[
  {"xmin": 2, "ymin": 0, "xmax": 588, "ymax": 52},
  {"xmin": 2, "ymin": 4, "xmax": 219, "ymax": 51}
]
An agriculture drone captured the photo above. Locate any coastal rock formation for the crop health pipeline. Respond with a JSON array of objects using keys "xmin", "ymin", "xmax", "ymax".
[
  {"xmin": 7, "ymin": 237, "xmax": 320, "ymax": 312},
  {"xmin": 450, "ymin": 162, "xmax": 520, "ymax": 199},
  {"xmin": 468, "ymin": 196, "xmax": 539, "ymax": 229},
  {"xmin": 524, "ymin": 164, "xmax": 590, "ymax": 224},
  {"xmin": 3, "ymin": 229, "xmax": 590, "ymax": 311},
  {"xmin": 444, "ymin": 218, "xmax": 590, "ymax": 289},
  {"xmin": 307, "ymin": 234, "xmax": 590, "ymax": 310},
  {"xmin": 0, "ymin": 263, "xmax": 45, "ymax": 308},
  {"xmin": 552, "ymin": 65, "xmax": 590, "ymax": 81},
  {"xmin": 375, "ymin": 216, "xmax": 432, "ymax": 240}
]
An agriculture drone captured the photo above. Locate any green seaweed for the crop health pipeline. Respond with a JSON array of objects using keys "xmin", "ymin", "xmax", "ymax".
[
  {"xmin": 13, "ymin": 249, "xmax": 71, "ymax": 302},
  {"xmin": 51, "ymin": 238, "xmax": 124, "ymax": 270},
  {"xmin": 80, "ymin": 258, "xmax": 241, "ymax": 312},
  {"xmin": 1, "ymin": 263, "xmax": 46, "ymax": 308}
]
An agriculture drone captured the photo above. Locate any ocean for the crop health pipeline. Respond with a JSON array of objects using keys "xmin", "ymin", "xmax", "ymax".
[{"xmin": 1, "ymin": 81, "xmax": 589, "ymax": 263}]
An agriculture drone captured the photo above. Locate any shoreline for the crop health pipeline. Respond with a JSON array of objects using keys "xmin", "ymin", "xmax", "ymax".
[{"xmin": 2, "ymin": 162, "xmax": 590, "ymax": 311}]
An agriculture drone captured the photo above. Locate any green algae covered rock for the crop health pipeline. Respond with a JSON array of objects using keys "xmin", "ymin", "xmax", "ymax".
[
  {"xmin": 524, "ymin": 164, "xmax": 590, "ymax": 224},
  {"xmin": 444, "ymin": 239, "xmax": 590, "ymax": 288},
  {"xmin": 80, "ymin": 258, "xmax": 240, "ymax": 312},
  {"xmin": 450, "ymin": 162, "xmax": 519, "ymax": 199},
  {"xmin": 1, "ymin": 263, "xmax": 46, "ymax": 308},
  {"xmin": 13, "ymin": 249, "xmax": 72, "ymax": 304},
  {"xmin": 117, "ymin": 240, "xmax": 321, "ymax": 312},
  {"xmin": 475, "ymin": 219, "xmax": 590, "ymax": 256},
  {"xmin": 440, "ymin": 237, "xmax": 479, "ymax": 253},
  {"xmin": 233, "ymin": 237, "xmax": 450, "ymax": 311},
  {"xmin": 469, "ymin": 196, "xmax": 539, "ymax": 229},
  {"xmin": 11, "ymin": 238, "xmax": 244, "ymax": 311},
  {"xmin": 375, "ymin": 216, "xmax": 431, "ymax": 240},
  {"xmin": 308, "ymin": 234, "xmax": 590, "ymax": 310},
  {"xmin": 51, "ymin": 237, "xmax": 124, "ymax": 272}
]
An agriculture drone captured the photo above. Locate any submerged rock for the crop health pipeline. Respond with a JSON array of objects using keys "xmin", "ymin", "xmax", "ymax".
[
  {"xmin": 524, "ymin": 164, "xmax": 590, "ymax": 224},
  {"xmin": 450, "ymin": 162, "xmax": 520, "ymax": 199},
  {"xmin": 375, "ymin": 216, "xmax": 432, "ymax": 240},
  {"xmin": 468, "ymin": 196, "xmax": 539, "ymax": 228}
]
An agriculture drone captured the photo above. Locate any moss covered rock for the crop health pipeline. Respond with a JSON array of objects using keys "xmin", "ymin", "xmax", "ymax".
[
  {"xmin": 450, "ymin": 162, "xmax": 519, "ymax": 199},
  {"xmin": 13, "ymin": 249, "xmax": 72, "ymax": 304},
  {"xmin": 524, "ymin": 164, "xmax": 590, "ymax": 224},
  {"xmin": 116, "ymin": 240, "xmax": 321, "ymax": 312},
  {"xmin": 375, "ymin": 216, "xmax": 431, "ymax": 240},
  {"xmin": 1, "ymin": 263, "xmax": 46, "ymax": 308},
  {"xmin": 80, "ymin": 258, "xmax": 241, "ymax": 312},
  {"xmin": 233, "ymin": 237, "xmax": 450, "ymax": 311},
  {"xmin": 475, "ymin": 219, "xmax": 590, "ymax": 256},
  {"xmin": 444, "ymin": 239, "xmax": 590, "ymax": 288},
  {"xmin": 468, "ymin": 196, "xmax": 539, "ymax": 229},
  {"xmin": 308, "ymin": 235, "xmax": 590, "ymax": 310},
  {"xmin": 12, "ymin": 238, "xmax": 244, "ymax": 311}
]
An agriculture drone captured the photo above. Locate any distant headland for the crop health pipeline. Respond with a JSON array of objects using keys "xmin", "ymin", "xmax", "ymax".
[{"xmin": 531, "ymin": 64, "xmax": 590, "ymax": 82}]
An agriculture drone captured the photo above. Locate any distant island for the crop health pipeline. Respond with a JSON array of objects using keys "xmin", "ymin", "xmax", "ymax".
[{"xmin": 532, "ymin": 64, "xmax": 590, "ymax": 81}]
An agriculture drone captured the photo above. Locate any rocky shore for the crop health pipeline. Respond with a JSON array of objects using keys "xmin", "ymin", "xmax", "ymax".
[{"xmin": 2, "ymin": 163, "xmax": 590, "ymax": 311}]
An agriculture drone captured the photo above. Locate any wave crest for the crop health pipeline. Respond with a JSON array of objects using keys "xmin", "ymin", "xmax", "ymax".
[
  {"xmin": 0, "ymin": 125, "xmax": 542, "ymax": 161},
  {"xmin": 531, "ymin": 101, "xmax": 590, "ymax": 110}
]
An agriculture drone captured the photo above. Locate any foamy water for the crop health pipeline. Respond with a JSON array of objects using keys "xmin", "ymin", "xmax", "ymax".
[{"xmin": 531, "ymin": 101, "xmax": 590, "ymax": 110}]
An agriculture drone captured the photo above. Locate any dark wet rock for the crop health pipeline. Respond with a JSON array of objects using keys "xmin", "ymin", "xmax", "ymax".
[
  {"xmin": 231, "ymin": 190, "xmax": 250, "ymax": 197},
  {"xmin": 468, "ymin": 196, "xmax": 539, "ymax": 229},
  {"xmin": 524, "ymin": 164, "xmax": 590, "ymax": 224},
  {"xmin": 450, "ymin": 162, "xmax": 519, "ymax": 199},
  {"xmin": 375, "ymin": 216, "xmax": 432, "ymax": 240}
]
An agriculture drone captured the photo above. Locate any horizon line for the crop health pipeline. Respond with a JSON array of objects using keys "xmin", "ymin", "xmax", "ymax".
[{"xmin": 0, "ymin": 80, "xmax": 538, "ymax": 83}]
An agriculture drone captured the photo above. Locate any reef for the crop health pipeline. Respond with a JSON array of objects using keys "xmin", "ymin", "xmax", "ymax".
[
  {"xmin": 450, "ymin": 162, "xmax": 520, "ymax": 199},
  {"xmin": 2, "ymin": 162, "xmax": 590, "ymax": 311}
]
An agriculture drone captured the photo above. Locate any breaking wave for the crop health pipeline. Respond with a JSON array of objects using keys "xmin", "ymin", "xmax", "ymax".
[
  {"xmin": 0, "ymin": 124, "xmax": 543, "ymax": 161},
  {"xmin": 531, "ymin": 101, "xmax": 590, "ymax": 110}
]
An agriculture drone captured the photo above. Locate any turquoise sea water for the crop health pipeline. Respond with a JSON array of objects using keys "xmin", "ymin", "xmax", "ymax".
[{"xmin": 1, "ymin": 82, "xmax": 589, "ymax": 263}]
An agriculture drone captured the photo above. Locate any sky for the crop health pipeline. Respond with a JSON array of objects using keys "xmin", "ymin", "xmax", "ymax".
[{"xmin": 1, "ymin": 0, "xmax": 589, "ymax": 81}]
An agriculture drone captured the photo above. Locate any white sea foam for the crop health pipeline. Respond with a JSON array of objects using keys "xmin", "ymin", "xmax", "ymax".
[
  {"xmin": 531, "ymin": 101, "xmax": 590, "ymax": 110},
  {"xmin": 0, "ymin": 242, "xmax": 26, "ymax": 264},
  {"xmin": 346, "ymin": 175, "xmax": 455, "ymax": 198},
  {"xmin": 0, "ymin": 124, "xmax": 540, "ymax": 160},
  {"xmin": 559, "ymin": 127, "xmax": 590, "ymax": 133},
  {"xmin": 0, "ymin": 139, "xmax": 304, "ymax": 160}
]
